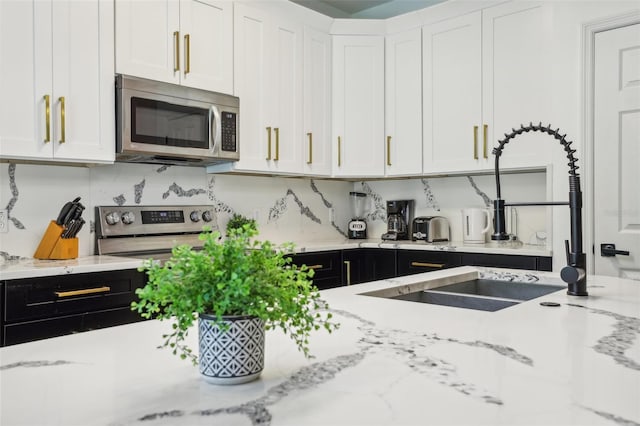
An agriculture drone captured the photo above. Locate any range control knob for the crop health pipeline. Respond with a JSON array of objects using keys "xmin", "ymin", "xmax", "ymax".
[
  {"xmin": 190, "ymin": 211, "xmax": 201, "ymax": 222},
  {"xmin": 121, "ymin": 211, "xmax": 135, "ymax": 225},
  {"xmin": 202, "ymin": 210, "xmax": 213, "ymax": 222},
  {"xmin": 105, "ymin": 212, "xmax": 121, "ymax": 225}
]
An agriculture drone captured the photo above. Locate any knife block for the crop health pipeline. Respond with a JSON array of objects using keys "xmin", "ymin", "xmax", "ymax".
[{"xmin": 34, "ymin": 220, "xmax": 78, "ymax": 260}]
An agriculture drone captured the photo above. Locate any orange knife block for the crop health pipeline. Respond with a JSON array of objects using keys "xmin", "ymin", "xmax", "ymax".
[{"xmin": 33, "ymin": 220, "xmax": 79, "ymax": 260}]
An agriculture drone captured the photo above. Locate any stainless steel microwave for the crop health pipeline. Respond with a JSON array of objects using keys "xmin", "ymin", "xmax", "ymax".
[{"xmin": 115, "ymin": 74, "xmax": 239, "ymax": 167}]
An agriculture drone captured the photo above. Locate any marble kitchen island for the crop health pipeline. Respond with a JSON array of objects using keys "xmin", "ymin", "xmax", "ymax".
[{"xmin": 1, "ymin": 266, "xmax": 639, "ymax": 426}]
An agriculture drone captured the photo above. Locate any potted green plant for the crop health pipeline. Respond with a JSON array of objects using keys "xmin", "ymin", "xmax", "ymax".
[
  {"xmin": 225, "ymin": 213, "xmax": 257, "ymax": 236},
  {"xmin": 131, "ymin": 225, "xmax": 338, "ymax": 385}
]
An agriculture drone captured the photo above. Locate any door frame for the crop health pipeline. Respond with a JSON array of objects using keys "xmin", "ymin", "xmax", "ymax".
[{"xmin": 582, "ymin": 11, "xmax": 640, "ymax": 275}]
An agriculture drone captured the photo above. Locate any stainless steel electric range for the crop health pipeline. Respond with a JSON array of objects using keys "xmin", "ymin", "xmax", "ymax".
[{"xmin": 95, "ymin": 205, "xmax": 216, "ymax": 261}]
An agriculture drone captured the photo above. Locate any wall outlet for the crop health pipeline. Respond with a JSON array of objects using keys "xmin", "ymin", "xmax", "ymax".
[{"xmin": 0, "ymin": 210, "xmax": 8, "ymax": 233}]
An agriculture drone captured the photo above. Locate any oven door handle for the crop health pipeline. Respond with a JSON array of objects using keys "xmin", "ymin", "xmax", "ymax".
[{"xmin": 209, "ymin": 105, "xmax": 221, "ymax": 153}]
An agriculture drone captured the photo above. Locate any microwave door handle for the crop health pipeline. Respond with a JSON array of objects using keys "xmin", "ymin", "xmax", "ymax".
[{"xmin": 209, "ymin": 105, "xmax": 222, "ymax": 153}]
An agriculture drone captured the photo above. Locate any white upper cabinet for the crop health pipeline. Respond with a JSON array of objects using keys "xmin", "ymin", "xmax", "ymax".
[
  {"xmin": 302, "ymin": 26, "xmax": 332, "ymax": 176},
  {"xmin": 482, "ymin": 2, "xmax": 553, "ymax": 169},
  {"xmin": 385, "ymin": 28, "xmax": 422, "ymax": 176},
  {"xmin": 423, "ymin": 2, "xmax": 552, "ymax": 174},
  {"xmin": 0, "ymin": 0, "xmax": 114, "ymax": 164},
  {"xmin": 332, "ymin": 35, "xmax": 385, "ymax": 177},
  {"xmin": 422, "ymin": 12, "xmax": 485, "ymax": 173},
  {"xmin": 214, "ymin": 3, "xmax": 303, "ymax": 174},
  {"xmin": 115, "ymin": 0, "xmax": 233, "ymax": 94}
]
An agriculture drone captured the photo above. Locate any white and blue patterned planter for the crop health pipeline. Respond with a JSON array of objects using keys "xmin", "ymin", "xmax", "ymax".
[{"xmin": 198, "ymin": 314, "xmax": 265, "ymax": 385}]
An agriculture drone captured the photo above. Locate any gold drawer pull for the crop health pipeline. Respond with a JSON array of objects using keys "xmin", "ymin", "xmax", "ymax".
[
  {"xmin": 386, "ymin": 135, "xmax": 392, "ymax": 166},
  {"xmin": 411, "ymin": 262, "xmax": 444, "ymax": 268},
  {"xmin": 307, "ymin": 132, "xmax": 313, "ymax": 164},
  {"xmin": 58, "ymin": 96, "xmax": 66, "ymax": 143},
  {"xmin": 184, "ymin": 33, "xmax": 191, "ymax": 75},
  {"xmin": 307, "ymin": 264, "xmax": 323, "ymax": 270},
  {"xmin": 274, "ymin": 127, "xmax": 280, "ymax": 161},
  {"xmin": 55, "ymin": 286, "xmax": 111, "ymax": 298},
  {"xmin": 473, "ymin": 125, "xmax": 478, "ymax": 160},
  {"xmin": 266, "ymin": 126, "xmax": 272, "ymax": 160},
  {"xmin": 344, "ymin": 260, "xmax": 351, "ymax": 285},
  {"xmin": 337, "ymin": 136, "xmax": 342, "ymax": 167},
  {"xmin": 483, "ymin": 124, "xmax": 488, "ymax": 159},
  {"xmin": 44, "ymin": 94, "xmax": 51, "ymax": 143}
]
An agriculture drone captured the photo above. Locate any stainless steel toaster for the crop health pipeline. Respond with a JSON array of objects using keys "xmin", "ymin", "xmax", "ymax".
[{"xmin": 411, "ymin": 216, "xmax": 450, "ymax": 242}]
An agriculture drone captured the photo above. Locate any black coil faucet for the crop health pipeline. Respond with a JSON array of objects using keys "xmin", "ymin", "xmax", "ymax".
[{"xmin": 491, "ymin": 122, "xmax": 587, "ymax": 296}]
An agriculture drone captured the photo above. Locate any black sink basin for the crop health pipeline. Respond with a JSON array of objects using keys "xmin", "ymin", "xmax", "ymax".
[
  {"xmin": 432, "ymin": 279, "xmax": 564, "ymax": 301},
  {"xmin": 391, "ymin": 291, "xmax": 518, "ymax": 312}
]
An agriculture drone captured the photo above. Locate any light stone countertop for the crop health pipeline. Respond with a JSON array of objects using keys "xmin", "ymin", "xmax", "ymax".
[
  {"xmin": 1, "ymin": 266, "xmax": 638, "ymax": 425},
  {"xmin": 0, "ymin": 240, "xmax": 550, "ymax": 281}
]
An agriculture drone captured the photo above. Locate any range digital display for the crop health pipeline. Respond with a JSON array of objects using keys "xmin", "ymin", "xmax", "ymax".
[{"xmin": 141, "ymin": 210, "xmax": 185, "ymax": 224}]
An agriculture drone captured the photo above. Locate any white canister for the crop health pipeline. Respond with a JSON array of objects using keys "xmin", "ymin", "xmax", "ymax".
[{"xmin": 462, "ymin": 208, "xmax": 492, "ymax": 243}]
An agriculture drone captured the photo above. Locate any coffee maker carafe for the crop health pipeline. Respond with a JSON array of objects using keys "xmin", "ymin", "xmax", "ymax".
[
  {"xmin": 348, "ymin": 191, "xmax": 368, "ymax": 239},
  {"xmin": 382, "ymin": 200, "xmax": 414, "ymax": 240}
]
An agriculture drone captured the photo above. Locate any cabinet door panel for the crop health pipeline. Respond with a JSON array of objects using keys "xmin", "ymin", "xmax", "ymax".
[
  {"xmin": 333, "ymin": 36, "xmax": 384, "ymax": 177},
  {"xmin": 52, "ymin": 0, "xmax": 114, "ymax": 163},
  {"xmin": 385, "ymin": 28, "xmax": 422, "ymax": 176},
  {"xmin": 180, "ymin": 0, "xmax": 233, "ymax": 94},
  {"xmin": 482, "ymin": 2, "xmax": 552, "ymax": 168},
  {"xmin": 115, "ymin": 0, "xmax": 179, "ymax": 84},
  {"xmin": 0, "ymin": 1, "xmax": 52, "ymax": 160},
  {"xmin": 397, "ymin": 250, "xmax": 461, "ymax": 276},
  {"xmin": 423, "ymin": 12, "xmax": 484, "ymax": 173},
  {"xmin": 303, "ymin": 27, "xmax": 332, "ymax": 175}
]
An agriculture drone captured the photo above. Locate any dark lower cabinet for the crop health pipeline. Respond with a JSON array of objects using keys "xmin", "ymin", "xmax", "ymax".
[
  {"xmin": 460, "ymin": 253, "xmax": 552, "ymax": 271},
  {"xmin": 397, "ymin": 250, "xmax": 461, "ymax": 276},
  {"xmin": 2, "ymin": 269, "xmax": 147, "ymax": 347},
  {"xmin": 343, "ymin": 249, "xmax": 397, "ymax": 285},
  {"xmin": 290, "ymin": 251, "xmax": 343, "ymax": 290}
]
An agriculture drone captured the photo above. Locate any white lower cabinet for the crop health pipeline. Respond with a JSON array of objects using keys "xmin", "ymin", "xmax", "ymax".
[
  {"xmin": 385, "ymin": 28, "xmax": 423, "ymax": 176},
  {"xmin": 423, "ymin": 1, "xmax": 553, "ymax": 174},
  {"xmin": 332, "ymin": 35, "xmax": 385, "ymax": 177},
  {"xmin": 0, "ymin": 0, "xmax": 114, "ymax": 164}
]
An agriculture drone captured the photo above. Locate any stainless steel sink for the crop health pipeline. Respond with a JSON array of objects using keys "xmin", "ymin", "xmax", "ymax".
[
  {"xmin": 431, "ymin": 279, "xmax": 564, "ymax": 301},
  {"xmin": 391, "ymin": 291, "xmax": 519, "ymax": 312},
  {"xmin": 362, "ymin": 271, "xmax": 565, "ymax": 312}
]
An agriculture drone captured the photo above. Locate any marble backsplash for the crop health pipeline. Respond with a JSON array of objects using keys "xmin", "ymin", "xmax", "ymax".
[{"xmin": 0, "ymin": 162, "xmax": 547, "ymax": 260}]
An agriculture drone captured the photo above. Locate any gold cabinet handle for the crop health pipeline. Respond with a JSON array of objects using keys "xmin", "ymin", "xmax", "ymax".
[
  {"xmin": 184, "ymin": 33, "xmax": 190, "ymax": 75},
  {"xmin": 344, "ymin": 260, "xmax": 351, "ymax": 285},
  {"xmin": 43, "ymin": 94, "xmax": 51, "ymax": 143},
  {"xmin": 55, "ymin": 286, "xmax": 111, "ymax": 298},
  {"xmin": 274, "ymin": 127, "xmax": 280, "ymax": 161},
  {"xmin": 307, "ymin": 132, "xmax": 313, "ymax": 164},
  {"xmin": 307, "ymin": 264, "xmax": 323, "ymax": 270},
  {"xmin": 337, "ymin": 136, "xmax": 342, "ymax": 167},
  {"xmin": 58, "ymin": 96, "xmax": 66, "ymax": 143},
  {"xmin": 411, "ymin": 261, "xmax": 445, "ymax": 268},
  {"xmin": 173, "ymin": 31, "xmax": 180, "ymax": 72},
  {"xmin": 483, "ymin": 124, "xmax": 488, "ymax": 159},
  {"xmin": 473, "ymin": 125, "xmax": 479, "ymax": 160},
  {"xmin": 266, "ymin": 126, "xmax": 272, "ymax": 160},
  {"xmin": 386, "ymin": 135, "xmax": 392, "ymax": 166}
]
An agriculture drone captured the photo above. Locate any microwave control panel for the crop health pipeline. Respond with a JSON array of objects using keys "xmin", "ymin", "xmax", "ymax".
[{"xmin": 221, "ymin": 112, "xmax": 237, "ymax": 152}]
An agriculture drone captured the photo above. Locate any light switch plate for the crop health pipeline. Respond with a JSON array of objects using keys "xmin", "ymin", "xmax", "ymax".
[{"xmin": 0, "ymin": 209, "xmax": 8, "ymax": 233}]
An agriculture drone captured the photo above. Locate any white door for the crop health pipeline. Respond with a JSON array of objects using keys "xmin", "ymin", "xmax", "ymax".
[
  {"xmin": 115, "ymin": 0, "xmax": 180, "ymax": 84},
  {"xmin": 52, "ymin": 0, "xmax": 114, "ymax": 163},
  {"xmin": 594, "ymin": 23, "xmax": 640, "ymax": 280},
  {"xmin": 179, "ymin": 0, "xmax": 233, "ymax": 94},
  {"xmin": 422, "ymin": 12, "xmax": 483, "ymax": 173},
  {"xmin": 385, "ymin": 28, "xmax": 422, "ymax": 176},
  {"xmin": 302, "ymin": 26, "xmax": 332, "ymax": 175},
  {"xmin": 332, "ymin": 35, "xmax": 384, "ymax": 177},
  {"xmin": 0, "ymin": 0, "xmax": 52, "ymax": 160}
]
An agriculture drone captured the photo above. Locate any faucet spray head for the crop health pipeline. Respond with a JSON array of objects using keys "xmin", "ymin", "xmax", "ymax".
[{"xmin": 491, "ymin": 199, "xmax": 510, "ymax": 241}]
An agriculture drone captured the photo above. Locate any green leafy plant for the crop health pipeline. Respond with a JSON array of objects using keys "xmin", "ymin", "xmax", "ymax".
[
  {"xmin": 132, "ymin": 225, "xmax": 339, "ymax": 364},
  {"xmin": 225, "ymin": 213, "xmax": 257, "ymax": 236}
]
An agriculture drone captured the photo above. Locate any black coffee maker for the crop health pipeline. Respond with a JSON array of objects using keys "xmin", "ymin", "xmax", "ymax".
[{"xmin": 381, "ymin": 200, "xmax": 414, "ymax": 240}]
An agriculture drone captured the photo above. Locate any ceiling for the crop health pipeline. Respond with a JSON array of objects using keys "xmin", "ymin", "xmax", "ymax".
[{"xmin": 289, "ymin": 0, "xmax": 447, "ymax": 19}]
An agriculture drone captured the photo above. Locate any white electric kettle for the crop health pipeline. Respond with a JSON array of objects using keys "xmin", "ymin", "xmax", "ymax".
[{"xmin": 461, "ymin": 208, "xmax": 492, "ymax": 243}]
